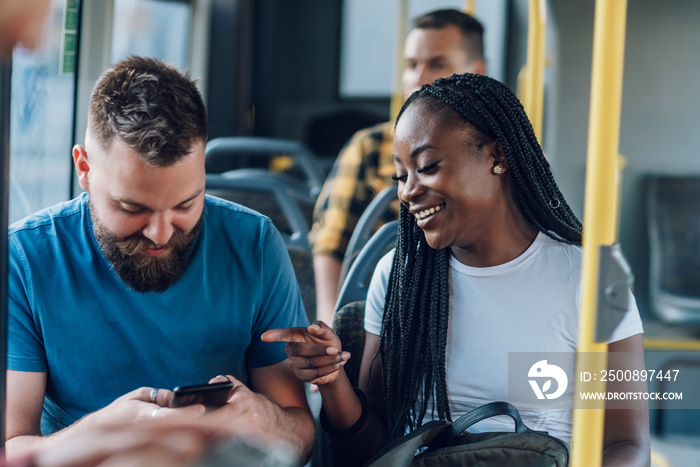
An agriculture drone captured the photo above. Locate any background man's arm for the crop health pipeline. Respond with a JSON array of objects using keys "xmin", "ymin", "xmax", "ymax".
[
  {"xmin": 314, "ymin": 253, "xmax": 342, "ymax": 325},
  {"xmin": 310, "ymin": 127, "xmax": 381, "ymax": 326}
]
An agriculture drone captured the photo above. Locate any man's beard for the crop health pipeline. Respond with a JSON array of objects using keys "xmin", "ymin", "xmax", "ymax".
[{"xmin": 91, "ymin": 202, "xmax": 203, "ymax": 293}]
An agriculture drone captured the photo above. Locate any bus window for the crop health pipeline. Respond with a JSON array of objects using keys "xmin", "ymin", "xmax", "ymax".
[
  {"xmin": 111, "ymin": 0, "xmax": 192, "ymax": 70},
  {"xmin": 338, "ymin": 0, "xmax": 507, "ymax": 99},
  {"xmin": 9, "ymin": 0, "xmax": 76, "ymax": 223}
]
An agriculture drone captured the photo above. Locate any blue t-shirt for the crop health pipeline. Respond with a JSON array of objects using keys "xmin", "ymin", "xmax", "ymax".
[{"xmin": 8, "ymin": 193, "xmax": 308, "ymax": 426}]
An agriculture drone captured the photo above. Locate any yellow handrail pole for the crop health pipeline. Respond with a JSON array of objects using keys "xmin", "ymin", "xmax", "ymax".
[
  {"xmin": 464, "ymin": 0, "xmax": 475, "ymax": 15},
  {"xmin": 572, "ymin": 1, "xmax": 628, "ymax": 466},
  {"xmin": 524, "ymin": 0, "xmax": 546, "ymax": 141},
  {"xmin": 389, "ymin": 0, "xmax": 408, "ymax": 122}
]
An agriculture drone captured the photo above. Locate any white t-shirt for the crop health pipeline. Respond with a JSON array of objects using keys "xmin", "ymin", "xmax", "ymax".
[{"xmin": 364, "ymin": 232, "xmax": 643, "ymax": 444}]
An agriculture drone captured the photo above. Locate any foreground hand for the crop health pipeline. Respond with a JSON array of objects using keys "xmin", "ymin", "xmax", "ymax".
[
  {"xmin": 33, "ymin": 378, "xmax": 299, "ymax": 467},
  {"xmin": 34, "ymin": 406, "xmax": 298, "ymax": 467},
  {"xmin": 261, "ymin": 321, "xmax": 350, "ymax": 385},
  {"xmin": 200, "ymin": 375, "xmax": 279, "ymax": 437},
  {"xmin": 90, "ymin": 387, "xmax": 206, "ymax": 427},
  {"xmin": 34, "ymin": 421, "xmax": 223, "ymax": 467}
]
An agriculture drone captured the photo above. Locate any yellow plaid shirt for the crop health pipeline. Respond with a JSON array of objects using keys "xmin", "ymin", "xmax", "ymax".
[{"xmin": 309, "ymin": 121, "xmax": 400, "ymax": 260}]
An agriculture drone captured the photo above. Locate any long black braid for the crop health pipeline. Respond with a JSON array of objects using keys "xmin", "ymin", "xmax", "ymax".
[{"xmin": 378, "ymin": 73, "xmax": 583, "ymax": 440}]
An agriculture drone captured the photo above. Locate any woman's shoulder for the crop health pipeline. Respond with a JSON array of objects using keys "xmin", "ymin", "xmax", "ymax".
[
  {"xmin": 365, "ymin": 248, "xmax": 396, "ymax": 293},
  {"xmin": 538, "ymin": 232, "xmax": 583, "ymax": 264},
  {"xmin": 376, "ymin": 248, "xmax": 396, "ymax": 274}
]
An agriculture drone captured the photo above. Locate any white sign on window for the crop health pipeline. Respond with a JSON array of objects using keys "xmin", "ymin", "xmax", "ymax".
[{"xmin": 339, "ymin": 0, "xmax": 507, "ymax": 98}]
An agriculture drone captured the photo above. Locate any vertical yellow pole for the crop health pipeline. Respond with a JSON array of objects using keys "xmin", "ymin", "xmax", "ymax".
[
  {"xmin": 464, "ymin": 0, "xmax": 475, "ymax": 15},
  {"xmin": 524, "ymin": 0, "xmax": 546, "ymax": 141},
  {"xmin": 572, "ymin": 1, "xmax": 628, "ymax": 466},
  {"xmin": 389, "ymin": 0, "xmax": 408, "ymax": 122}
]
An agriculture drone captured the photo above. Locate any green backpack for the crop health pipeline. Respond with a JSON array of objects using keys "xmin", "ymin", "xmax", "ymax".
[{"xmin": 365, "ymin": 401, "xmax": 569, "ymax": 467}]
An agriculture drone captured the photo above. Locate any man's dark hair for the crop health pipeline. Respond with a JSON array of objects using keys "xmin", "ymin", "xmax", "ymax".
[
  {"xmin": 412, "ymin": 9, "xmax": 485, "ymax": 62},
  {"xmin": 379, "ymin": 73, "xmax": 582, "ymax": 440},
  {"xmin": 88, "ymin": 56, "xmax": 207, "ymax": 166}
]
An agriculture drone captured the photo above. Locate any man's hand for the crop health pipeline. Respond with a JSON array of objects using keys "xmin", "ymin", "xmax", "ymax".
[
  {"xmin": 262, "ymin": 321, "xmax": 351, "ymax": 386},
  {"xmin": 201, "ymin": 373, "xmax": 314, "ymax": 462},
  {"xmin": 5, "ymin": 371, "xmax": 206, "ymax": 461},
  {"xmin": 33, "ymin": 421, "xmax": 223, "ymax": 467},
  {"xmin": 201, "ymin": 375, "xmax": 282, "ymax": 436},
  {"xmin": 87, "ymin": 387, "xmax": 206, "ymax": 426}
]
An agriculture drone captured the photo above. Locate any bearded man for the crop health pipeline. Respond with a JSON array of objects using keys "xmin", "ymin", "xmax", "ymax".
[{"xmin": 6, "ymin": 56, "xmax": 314, "ymax": 462}]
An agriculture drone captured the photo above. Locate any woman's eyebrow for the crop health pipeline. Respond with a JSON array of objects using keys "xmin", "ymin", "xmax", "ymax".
[
  {"xmin": 410, "ymin": 143, "xmax": 436, "ymax": 158},
  {"xmin": 393, "ymin": 143, "xmax": 437, "ymax": 162}
]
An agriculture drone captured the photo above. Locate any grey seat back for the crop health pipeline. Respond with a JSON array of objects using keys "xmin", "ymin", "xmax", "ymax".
[
  {"xmin": 339, "ymin": 185, "xmax": 398, "ymax": 285},
  {"xmin": 205, "ymin": 137, "xmax": 325, "ymax": 197},
  {"xmin": 336, "ymin": 220, "xmax": 398, "ymax": 313},
  {"xmin": 206, "ymin": 170, "xmax": 313, "ymax": 249},
  {"xmin": 647, "ymin": 175, "xmax": 700, "ymax": 324},
  {"xmin": 319, "ymin": 221, "xmax": 398, "ymax": 467}
]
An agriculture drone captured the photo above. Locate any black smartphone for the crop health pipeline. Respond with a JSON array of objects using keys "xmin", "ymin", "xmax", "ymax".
[{"xmin": 169, "ymin": 381, "xmax": 234, "ymax": 408}]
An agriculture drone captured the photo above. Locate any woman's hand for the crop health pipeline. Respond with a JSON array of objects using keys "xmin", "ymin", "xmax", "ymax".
[{"xmin": 261, "ymin": 321, "xmax": 351, "ymax": 385}]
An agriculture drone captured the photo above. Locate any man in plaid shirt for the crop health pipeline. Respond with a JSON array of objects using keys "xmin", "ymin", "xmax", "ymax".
[{"xmin": 310, "ymin": 9, "xmax": 487, "ymax": 324}]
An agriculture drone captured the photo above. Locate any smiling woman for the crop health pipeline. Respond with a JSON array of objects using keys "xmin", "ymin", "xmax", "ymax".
[
  {"xmin": 264, "ymin": 72, "xmax": 649, "ymax": 466},
  {"xmin": 392, "ymin": 102, "xmax": 530, "ymax": 266},
  {"xmin": 378, "ymin": 72, "xmax": 587, "ymax": 440}
]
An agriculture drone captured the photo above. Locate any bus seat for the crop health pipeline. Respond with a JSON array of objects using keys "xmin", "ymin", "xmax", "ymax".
[
  {"xmin": 205, "ymin": 171, "xmax": 316, "ymax": 321},
  {"xmin": 287, "ymin": 244, "xmax": 316, "ymax": 324},
  {"xmin": 313, "ymin": 222, "xmax": 398, "ymax": 467},
  {"xmin": 205, "ymin": 136, "xmax": 326, "ymax": 198},
  {"xmin": 333, "ymin": 220, "xmax": 398, "ymax": 386},
  {"xmin": 332, "ymin": 219, "xmax": 399, "ymax": 385},
  {"xmin": 206, "ymin": 170, "xmax": 314, "ymax": 248},
  {"xmin": 339, "ymin": 185, "xmax": 398, "ymax": 286},
  {"xmin": 647, "ymin": 175, "xmax": 700, "ymax": 325},
  {"xmin": 332, "ymin": 301, "xmax": 365, "ymax": 388},
  {"xmin": 335, "ymin": 220, "xmax": 398, "ymax": 313}
]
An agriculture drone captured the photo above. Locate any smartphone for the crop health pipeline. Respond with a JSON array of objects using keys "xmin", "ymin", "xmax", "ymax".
[{"xmin": 169, "ymin": 381, "xmax": 234, "ymax": 408}]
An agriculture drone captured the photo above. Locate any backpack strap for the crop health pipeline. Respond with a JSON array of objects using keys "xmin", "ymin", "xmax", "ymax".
[{"xmin": 431, "ymin": 401, "xmax": 548, "ymax": 447}]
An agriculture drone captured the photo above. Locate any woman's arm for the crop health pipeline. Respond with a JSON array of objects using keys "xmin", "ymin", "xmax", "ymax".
[
  {"xmin": 262, "ymin": 323, "xmax": 389, "ymax": 463},
  {"xmin": 323, "ymin": 332, "xmax": 388, "ymax": 461},
  {"xmin": 602, "ymin": 333, "xmax": 651, "ymax": 466}
]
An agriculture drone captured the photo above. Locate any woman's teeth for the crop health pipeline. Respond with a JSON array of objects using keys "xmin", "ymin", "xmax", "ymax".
[{"xmin": 415, "ymin": 204, "xmax": 442, "ymax": 220}]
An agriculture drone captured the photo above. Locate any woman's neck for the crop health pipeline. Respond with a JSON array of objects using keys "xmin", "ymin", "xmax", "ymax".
[
  {"xmin": 450, "ymin": 220, "xmax": 538, "ymax": 267},
  {"xmin": 450, "ymin": 183, "xmax": 539, "ymax": 267}
]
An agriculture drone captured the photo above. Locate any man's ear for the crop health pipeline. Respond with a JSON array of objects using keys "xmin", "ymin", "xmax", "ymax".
[
  {"xmin": 468, "ymin": 59, "xmax": 487, "ymax": 77},
  {"xmin": 73, "ymin": 145, "xmax": 90, "ymax": 191}
]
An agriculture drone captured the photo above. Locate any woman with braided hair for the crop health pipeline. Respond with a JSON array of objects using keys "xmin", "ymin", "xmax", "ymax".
[{"xmin": 264, "ymin": 73, "xmax": 649, "ymax": 465}]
